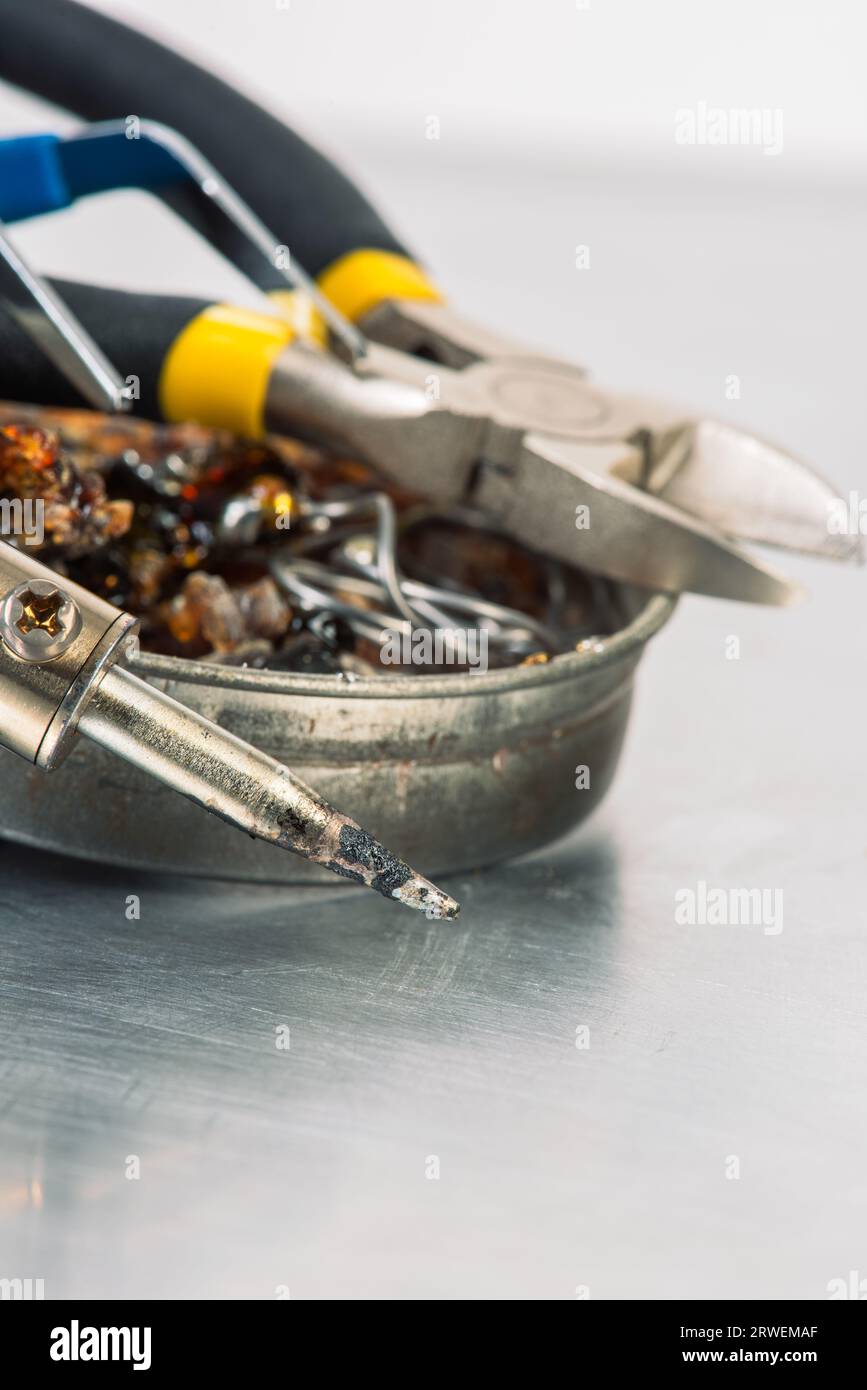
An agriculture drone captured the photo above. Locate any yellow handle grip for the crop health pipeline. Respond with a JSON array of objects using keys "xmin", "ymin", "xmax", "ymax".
[
  {"xmin": 159, "ymin": 304, "xmax": 295, "ymax": 438},
  {"xmin": 317, "ymin": 249, "xmax": 443, "ymax": 323},
  {"xmin": 159, "ymin": 252, "xmax": 442, "ymax": 438}
]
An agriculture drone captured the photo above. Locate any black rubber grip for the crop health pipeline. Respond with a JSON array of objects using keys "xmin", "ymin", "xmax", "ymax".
[
  {"xmin": 0, "ymin": 0, "xmax": 409, "ymax": 280},
  {"xmin": 0, "ymin": 280, "xmax": 208, "ymax": 419}
]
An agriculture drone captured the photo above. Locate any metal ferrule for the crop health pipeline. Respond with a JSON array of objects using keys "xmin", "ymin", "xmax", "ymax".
[{"xmin": 0, "ymin": 540, "xmax": 137, "ymax": 769}]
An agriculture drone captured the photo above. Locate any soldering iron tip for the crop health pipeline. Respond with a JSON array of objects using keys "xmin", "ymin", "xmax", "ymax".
[
  {"xmin": 322, "ymin": 819, "xmax": 460, "ymax": 920},
  {"xmin": 394, "ymin": 872, "xmax": 462, "ymax": 921}
]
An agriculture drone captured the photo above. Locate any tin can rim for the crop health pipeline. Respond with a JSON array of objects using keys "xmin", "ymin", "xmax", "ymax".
[{"xmin": 129, "ymin": 590, "xmax": 676, "ymax": 699}]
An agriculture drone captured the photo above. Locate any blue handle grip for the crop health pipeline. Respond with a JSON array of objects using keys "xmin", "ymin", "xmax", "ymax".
[
  {"xmin": 0, "ymin": 134, "xmax": 69, "ymax": 220},
  {"xmin": 0, "ymin": 128, "xmax": 187, "ymax": 222}
]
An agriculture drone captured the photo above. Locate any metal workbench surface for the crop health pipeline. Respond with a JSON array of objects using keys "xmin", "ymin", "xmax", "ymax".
[{"xmin": 0, "ymin": 155, "xmax": 864, "ymax": 1301}]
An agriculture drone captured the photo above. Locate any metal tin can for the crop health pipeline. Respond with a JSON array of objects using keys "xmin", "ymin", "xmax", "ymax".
[{"xmin": 0, "ymin": 588, "xmax": 674, "ymax": 882}]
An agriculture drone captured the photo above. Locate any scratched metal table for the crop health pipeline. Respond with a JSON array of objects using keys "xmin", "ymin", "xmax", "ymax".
[{"xmin": 1, "ymin": 153, "xmax": 865, "ymax": 1301}]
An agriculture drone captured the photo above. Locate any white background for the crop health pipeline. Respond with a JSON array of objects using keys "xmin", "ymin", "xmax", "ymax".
[
  {"xmin": 1, "ymin": 0, "xmax": 865, "ymax": 302},
  {"xmin": 34, "ymin": 0, "xmax": 867, "ymax": 177}
]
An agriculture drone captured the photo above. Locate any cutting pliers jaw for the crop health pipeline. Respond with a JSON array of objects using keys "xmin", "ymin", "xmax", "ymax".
[
  {"xmin": 470, "ymin": 432, "xmax": 804, "ymax": 607},
  {"xmin": 457, "ymin": 367, "xmax": 864, "ymax": 579},
  {"xmin": 268, "ymin": 330, "xmax": 853, "ymax": 604},
  {"xmin": 348, "ymin": 298, "xmax": 862, "ymax": 598}
]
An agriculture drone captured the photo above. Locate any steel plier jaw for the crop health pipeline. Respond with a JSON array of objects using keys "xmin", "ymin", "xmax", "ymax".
[
  {"xmin": 0, "ymin": 0, "xmax": 859, "ymax": 604},
  {"xmin": 265, "ymin": 332, "xmax": 858, "ymax": 604}
]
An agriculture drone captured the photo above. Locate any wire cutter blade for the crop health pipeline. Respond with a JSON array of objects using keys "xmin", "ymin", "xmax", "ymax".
[
  {"xmin": 633, "ymin": 418, "xmax": 862, "ymax": 564},
  {"xmin": 472, "ymin": 430, "xmax": 801, "ymax": 605},
  {"xmin": 292, "ymin": 343, "xmax": 814, "ymax": 603}
]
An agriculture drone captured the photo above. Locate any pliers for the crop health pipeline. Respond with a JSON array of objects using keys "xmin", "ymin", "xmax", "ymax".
[
  {"xmin": 0, "ymin": 0, "xmax": 858, "ymax": 604},
  {"xmin": 0, "ymin": 113, "xmax": 364, "ymax": 406}
]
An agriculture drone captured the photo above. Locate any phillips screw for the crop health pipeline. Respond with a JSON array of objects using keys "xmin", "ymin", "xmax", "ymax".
[{"xmin": 0, "ymin": 579, "xmax": 83, "ymax": 662}]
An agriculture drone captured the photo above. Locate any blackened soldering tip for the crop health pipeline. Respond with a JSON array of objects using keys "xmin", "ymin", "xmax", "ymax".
[{"xmin": 304, "ymin": 818, "xmax": 460, "ymax": 920}]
